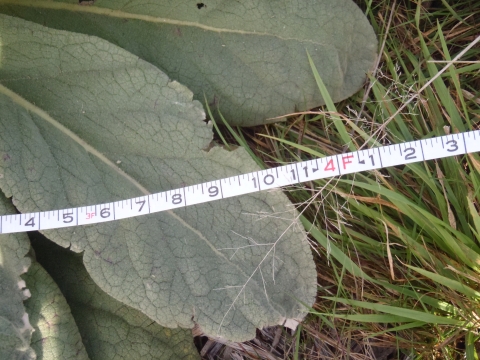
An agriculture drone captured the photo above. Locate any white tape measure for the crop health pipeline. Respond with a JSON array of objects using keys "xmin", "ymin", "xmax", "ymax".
[{"xmin": 1, "ymin": 130, "xmax": 479, "ymax": 235}]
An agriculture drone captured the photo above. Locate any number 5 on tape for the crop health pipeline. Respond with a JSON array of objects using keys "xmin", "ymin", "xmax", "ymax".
[{"xmin": 0, "ymin": 130, "xmax": 479, "ymax": 235}]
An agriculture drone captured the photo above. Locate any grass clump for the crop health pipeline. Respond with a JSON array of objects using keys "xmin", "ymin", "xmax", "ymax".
[{"xmin": 200, "ymin": 0, "xmax": 480, "ymax": 359}]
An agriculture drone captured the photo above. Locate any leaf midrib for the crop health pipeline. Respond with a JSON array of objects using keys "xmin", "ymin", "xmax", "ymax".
[{"xmin": 0, "ymin": 83, "xmax": 249, "ymax": 276}]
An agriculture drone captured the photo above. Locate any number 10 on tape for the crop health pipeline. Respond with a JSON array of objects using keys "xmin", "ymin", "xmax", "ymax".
[{"xmin": 1, "ymin": 131, "xmax": 479, "ymax": 234}]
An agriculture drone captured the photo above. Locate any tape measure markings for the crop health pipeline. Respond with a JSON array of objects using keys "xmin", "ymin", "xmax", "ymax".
[{"xmin": 1, "ymin": 130, "xmax": 479, "ymax": 235}]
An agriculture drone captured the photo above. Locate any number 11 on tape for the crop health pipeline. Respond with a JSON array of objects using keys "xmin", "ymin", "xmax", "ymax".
[{"xmin": 0, "ymin": 130, "xmax": 479, "ymax": 234}]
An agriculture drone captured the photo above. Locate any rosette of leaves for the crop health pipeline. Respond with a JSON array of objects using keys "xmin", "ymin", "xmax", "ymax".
[{"xmin": 0, "ymin": 13, "xmax": 316, "ymax": 350}]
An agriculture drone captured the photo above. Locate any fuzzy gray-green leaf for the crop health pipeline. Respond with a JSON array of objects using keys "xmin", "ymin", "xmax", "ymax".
[
  {"xmin": 31, "ymin": 238, "xmax": 199, "ymax": 360},
  {"xmin": 0, "ymin": 192, "xmax": 35, "ymax": 360},
  {"xmin": 23, "ymin": 261, "xmax": 90, "ymax": 360},
  {"xmin": 0, "ymin": 15, "xmax": 316, "ymax": 341},
  {"xmin": 0, "ymin": 0, "xmax": 377, "ymax": 126}
]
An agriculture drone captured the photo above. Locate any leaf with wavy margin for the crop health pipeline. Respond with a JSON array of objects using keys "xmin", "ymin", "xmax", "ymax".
[
  {"xmin": 23, "ymin": 261, "xmax": 90, "ymax": 360},
  {"xmin": 0, "ymin": 15, "xmax": 316, "ymax": 341},
  {"xmin": 0, "ymin": 191, "xmax": 35, "ymax": 359},
  {"xmin": 29, "ymin": 237, "xmax": 200, "ymax": 360}
]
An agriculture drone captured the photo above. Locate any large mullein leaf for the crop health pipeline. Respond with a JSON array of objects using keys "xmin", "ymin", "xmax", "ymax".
[
  {"xmin": 0, "ymin": 192, "xmax": 35, "ymax": 359},
  {"xmin": 0, "ymin": 15, "xmax": 316, "ymax": 341},
  {"xmin": 30, "ymin": 237, "xmax": 200, "ymax": 360},
  {"xmin": 0, "ymin": 0, "xmax": 377, "ymax": 126},
  {"xmin": 22, "ymin": 261, "xmax": 90, "ymax": 360}
]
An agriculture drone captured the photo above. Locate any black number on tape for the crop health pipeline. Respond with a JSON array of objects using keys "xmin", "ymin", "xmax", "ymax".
[
  {"xmin": 0, "ymin": 130, "xmax": 475, "ymax": 235},
  {"xmin": 100, "ymin": 208, "xmax": 111, "ymax": 218},
  {"xmin": 404, "ymin": 147, "xmax": 416, "ymax": 160},
  {"xmin": 208, "ymin": 186, "xmax": 219, "ymax": 197},
  {"xmin": 135, "ymin": 199, "xmax": 145, "ymax": 212},
  {"xmin": 446, "ymin": 140, "xmax": 458, "ymax": 152},
  {"xmin": 263, "ymin": 174, "xmax": 274, "ymax": 185},
  {"xmin": 172, "ymin": 194, "xmax": 182, "ymax": 204},
  {"xmin": 63, "ymin": 213, "xmax": 74, "ymax": 223}
]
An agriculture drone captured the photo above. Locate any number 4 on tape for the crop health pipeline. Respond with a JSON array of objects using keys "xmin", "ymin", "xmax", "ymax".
[{"xmin": 0, "ymin": 130, "xmax": 479, "ymax": 235}]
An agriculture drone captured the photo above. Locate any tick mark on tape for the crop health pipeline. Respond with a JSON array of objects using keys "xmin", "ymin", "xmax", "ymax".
[{"xmin": 0, "ymin": 130, "xmax": 478, "ymax": 235}]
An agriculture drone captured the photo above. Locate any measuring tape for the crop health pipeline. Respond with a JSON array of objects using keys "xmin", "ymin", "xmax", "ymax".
[{"xmin": 1, "ymin": 130, "xmax": 479, "ymax": 235}]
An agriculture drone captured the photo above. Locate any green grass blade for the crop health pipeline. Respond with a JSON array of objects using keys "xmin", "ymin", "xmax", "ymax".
[
  {"xmin": 418, "ymin": 23, "xmax": 465, "ymax": 132},
  {"xmin": 306, "ymin": 51, "xmax": 355, "ymax": 151},
  {"xmin": 310, "ymin": 313, "xmax": 413, "ymax": 323},
  {"xmin": 366, "ymin": 321, "xmax": 427, "ymax": 339},
  {"xmin": 406, "ymin": 265, "xmax": 480, "ymax": 299},
  {"xmin": 216, "ymin": 110, "xmax": 265, "ymax": 169},
  {"xmin": 294, "ymin": 324, "xmax": 302, "ymax": 360},
  {"xmin": 323, "ymin": 297, "xmax": 464, "ymax": 325},
  {"xmin": 259, "ymin": 134, "xmax": 325, "ymax": 158},
  {"xmin": 467, "ymin": 197, "xmax": 480, "ymax": 239},
  {"xmin": 375, "ymin": 280, "xmax": 460, "ymax": 316},
  {"xmin": 340, "ymin": 179, "xmax": 480, "ymax": 268},
  {"xmin": 300, "ymin": 216, "xmax": 373, "ymax": 282},
  {"xmin": 203, "ymin": 94, "xmax": 230, "ymax": 150},
  {"xmin": 466, "ymin": 331, "xmax": 480, "ymax": 360}
]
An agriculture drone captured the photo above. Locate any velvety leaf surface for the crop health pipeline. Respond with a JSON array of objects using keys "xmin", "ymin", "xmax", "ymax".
[
  {"xmin": 22, "ymin": 262, "xmax": 90, "ymax": 360},
  {"xmin": 30, "ymin": 237, "xmax": 199, "ymax": 360},
  {"xmin": 0, "ymin": 16, "xmax": 316, "ymax": 341},
  {"xmin": 0, "ymin": 0, "xmax": 377, "ymax": 126},
  {"xmin": 0, "ymin": 192, "xmax": 35, "ymax": 359}
]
